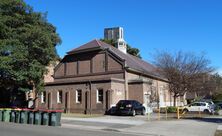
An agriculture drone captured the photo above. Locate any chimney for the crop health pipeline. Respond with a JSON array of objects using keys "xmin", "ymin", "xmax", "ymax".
[{"xmin": 104, "ymin": 27, "xmax": 127, "ymax": 54}]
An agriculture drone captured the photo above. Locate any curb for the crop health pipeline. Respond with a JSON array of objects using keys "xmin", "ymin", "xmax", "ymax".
[
  {"xmin": 62, "ymin": 123, "xmax": 106, "ymax": 130},
  {"xmin": 215, "ymin": 125, "xmax": 222, "ymax": 136},
  {"xmin": 61, "ymin": 117, "xmax": 146, "ymax": 125}
]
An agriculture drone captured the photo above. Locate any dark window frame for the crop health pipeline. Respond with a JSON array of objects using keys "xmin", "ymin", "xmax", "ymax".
[{"xmin": 97, "ymin": 89, "xmax": 103, "ymax": 103}]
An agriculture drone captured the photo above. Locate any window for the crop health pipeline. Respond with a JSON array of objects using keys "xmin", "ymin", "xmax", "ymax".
[
  {"xmin": 76, "ymin": 89, "xmax": 82, "ymax": 103},
  {"xmin": 57, "ymin": 91, "xmax": 63, "ymax": 103},
  {"xmin": 41, "ymin": 91, "xmax": 46, "ymax": 103},
  {"xmin": 97, "ymin": 89, "xmax": 103, "ymax": 103},
  {"xmin": 200, "ymin": 103, "xmax": 206, "ymax": 106},
  {"xmin": 191, "ymin": 103, "xmax": 199, "ymax": 106}
]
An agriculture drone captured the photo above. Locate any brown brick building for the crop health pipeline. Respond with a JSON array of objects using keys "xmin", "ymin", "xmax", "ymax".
[{"xmin": 37, "ymin": 39, "xmax": 179, "ymax": 114}]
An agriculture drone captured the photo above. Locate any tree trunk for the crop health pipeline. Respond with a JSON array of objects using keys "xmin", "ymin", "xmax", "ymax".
[{"xmin": 173, "ymin": 95, "xmax": 177, "ymax": 107}]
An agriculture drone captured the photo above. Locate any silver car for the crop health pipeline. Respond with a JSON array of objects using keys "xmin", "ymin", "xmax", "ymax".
[{"xmin": 183, "ymin": 102, "xmax": 213, "ymax": 113}]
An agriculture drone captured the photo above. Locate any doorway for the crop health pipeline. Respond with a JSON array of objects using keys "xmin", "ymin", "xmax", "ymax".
[
  {"xmin": 47, "ymin": 93, "xmax": 51, "ymax": 109},
  {"xmin": 85, "ymin": 91, "xmax": 88, "ymax": 114},
  {"xmin": 105, "ymin": 91, "xmax": 109, "ymax": 110},
  {"xmin": 65, "ymin": 92, "xmax": 69, "ymax": 113}
]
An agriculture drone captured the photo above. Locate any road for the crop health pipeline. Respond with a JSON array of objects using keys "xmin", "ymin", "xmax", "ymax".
[{"xmin": 0, "ymin": 122, "xmax": 147, "ymax": 136}]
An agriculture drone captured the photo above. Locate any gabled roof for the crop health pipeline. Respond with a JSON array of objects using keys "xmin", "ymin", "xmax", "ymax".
[
  {"xmin": 67, "ymin": 39, "xmax": 166, "ymax": 81},
  {"xmin": 68, "ymin": 40, "xmax": 102, "ymax": 53}
]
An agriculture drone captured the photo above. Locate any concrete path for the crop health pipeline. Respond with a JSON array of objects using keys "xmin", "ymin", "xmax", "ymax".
[
  {"xmin": 61, "ymin": 115, "xmax": 222, "ymax": 136},
  {"xmin": 62, "ymin": 116, "xmax": 146, "ymax": 125},
  {"xmin": 121, "ymin": 120, "xmax": 218, "ymax": 136}
]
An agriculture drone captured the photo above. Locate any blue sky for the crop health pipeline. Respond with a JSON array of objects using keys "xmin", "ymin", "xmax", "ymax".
[{"xmin": 25, "ymin": 0, "xmax": 222, "ymax": 73}]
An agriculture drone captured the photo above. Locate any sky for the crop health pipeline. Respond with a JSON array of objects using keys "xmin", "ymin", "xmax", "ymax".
[{"xmin": 25, "ymin": 0, "xmax": 222, "ymax": 73}]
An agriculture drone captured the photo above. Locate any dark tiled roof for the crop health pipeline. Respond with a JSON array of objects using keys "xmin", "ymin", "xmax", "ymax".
[
  {"xmin": 68, "ymin": 39, "xmax": 165, "ymax": 80},
  {"xmin": 68, "ymin": 40, "xmax": 101, "ymax": 53}
]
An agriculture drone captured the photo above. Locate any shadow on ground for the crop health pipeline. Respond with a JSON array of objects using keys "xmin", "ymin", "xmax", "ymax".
[{"xmin": 184, "ymin": 117, "xmax": 222, "ymax": 124}]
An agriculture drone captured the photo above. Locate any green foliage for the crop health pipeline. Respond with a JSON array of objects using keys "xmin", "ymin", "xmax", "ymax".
[
  {"xmin": 213, "ymin": 94, "xmax": 222, "ymax": 103},
  {"xmin": 166, "ymin": 106, "xmax": 177, "ymax": 113},
  {"xmin": 0, "ymin": 0, "xmax": 61, "ymax": 93},
  {"xmin": 212, "ymin": 73, "xmax": 222, "ymax": 94},
  {"xmin": 100, "ymin": 39, "xmax": 115, "ymax": 46},
  {"xmin": 126, "ymin": 44, "xmax": 141, "ymax": 58},
  {"xmin": 100, "ymin": 39, "xmax": 141, "ymax": 58}
]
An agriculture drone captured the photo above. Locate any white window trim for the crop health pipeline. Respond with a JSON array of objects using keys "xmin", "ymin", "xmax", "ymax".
[
  {"xmin": 96, "ymin": 89, "xmax": 103, "ymax": 103},
  {"xmin": 41, "ymin": 92, "xmax": 45, "ymax": 103},
  {"xmin": 57, "ymin": 91, "xmax": 62, "ymax": 103},
  {"xmin": 96, "ymin": 90, "xmax": 99, "ymax": 103},
  {"xmin": 76, "ymin": 90, "xmax": 81, "ymax": 103}
]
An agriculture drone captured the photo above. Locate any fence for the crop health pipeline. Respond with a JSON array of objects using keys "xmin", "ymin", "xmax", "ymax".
[{"xmin": 147, "ymin": 106, "xmax": 212, "ymax": 121}]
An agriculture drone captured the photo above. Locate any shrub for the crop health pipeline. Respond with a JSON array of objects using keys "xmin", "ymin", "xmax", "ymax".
[{"xmin": 167, "ymin": 106, "xmax": 177, "ymax": 113}]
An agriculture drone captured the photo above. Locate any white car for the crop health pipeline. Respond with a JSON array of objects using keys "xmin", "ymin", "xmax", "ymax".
[{"xmin": 183, "ymin": 102, "xmax": 213, "ymax": 113}]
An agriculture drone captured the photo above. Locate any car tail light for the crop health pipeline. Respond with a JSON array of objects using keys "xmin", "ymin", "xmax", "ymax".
[{"xmin": 126, "ymin": 104, "xmax": 132, "ymax": 108}]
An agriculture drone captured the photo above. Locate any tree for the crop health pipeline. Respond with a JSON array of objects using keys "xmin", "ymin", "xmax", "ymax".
[
  {"xmin": 100, "ymin": 39, "xmax": 141, "ymax": 58},
  {"xmin": 0, "ymin": 0, "xmax": 61, "ymax": 106},
  {"xmin": 208, "ymin": 73, "xmax": 222, "ymax": 101},
  {"xmin": 153, "ymin": 51, "xmax": 214, "ymax": 106}
]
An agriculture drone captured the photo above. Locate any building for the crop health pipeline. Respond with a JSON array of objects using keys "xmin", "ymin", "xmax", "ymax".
[
  {"xmin": 37, "ymin": 38, "xmax": 182, "ymax": 114},
  {"xmin": 104, "ymin": 27, "xmax": 127, "ymax": 54}
]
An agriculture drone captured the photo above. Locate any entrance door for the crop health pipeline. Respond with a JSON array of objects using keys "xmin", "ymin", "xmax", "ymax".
[
  {"xmin": 85, "ymin": 91, "xmax": 88, "ymax": 114},
  {"xmin": 47, "ymin": 93, "xmax": 51, "ymax": 109},
  {"xmin": 106, "ymin": 91, "xmax": 109, "ymax": 110},
  {"xmin": 65, "ymin": 92, "xmax": 69, "ymax": 113}
]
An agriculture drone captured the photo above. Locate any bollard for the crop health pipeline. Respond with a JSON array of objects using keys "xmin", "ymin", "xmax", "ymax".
[
  {"xmin": 165, "ymin": 107, "xmax": 168, "ymax": 120},
  {"xmin": 147, "ymin": 112, "xmax": 150, "ymax": 121},
  {"xmin": 177, "ymin": 107, "xmax": 180, "ymax": 119}
]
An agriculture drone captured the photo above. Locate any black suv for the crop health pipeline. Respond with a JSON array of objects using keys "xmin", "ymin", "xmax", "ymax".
[{"xmin": 116, "ymin": 100, "xmax": 145, "ymax": 116}]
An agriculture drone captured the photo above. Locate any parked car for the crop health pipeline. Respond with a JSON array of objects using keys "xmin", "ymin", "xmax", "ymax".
[
  {"xmin": 216, "ymin": 103, "xmax": 222, "ymax": 109},
  {"xmin": 116, "ymin": 100, "xmax": 145, "ymax": 116},
  {"xmin": 199, "ymin": 99, "xmax": 216, "ymax": 110},
  {"xmin": 183, "ymin": 102, "xmax": 213, "ymax": 114}
]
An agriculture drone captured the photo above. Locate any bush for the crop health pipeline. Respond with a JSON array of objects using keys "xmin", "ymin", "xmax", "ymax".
[
  {"xmin": 213, "ymin": 94, "xmax": 222, "ymax": 102},
  {"xmin": 167, "ymin": 106, "xmax": 177, "ymax": 113}
]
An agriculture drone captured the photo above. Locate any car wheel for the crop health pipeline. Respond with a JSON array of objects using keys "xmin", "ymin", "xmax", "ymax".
[
  {"xmin": 132, "ymin": 109, "xmax": 136, "ymax": 116},
  {"xmin": 203, "ymin": 109, "xmax": 210, "ymax": 114},
  {"xmin": 141, "ymin": 108, "xmax": 146, "ymax": 115},
  {"xmin": 183, "ymin": 108, "xmax": 188, "ymax": 113}
]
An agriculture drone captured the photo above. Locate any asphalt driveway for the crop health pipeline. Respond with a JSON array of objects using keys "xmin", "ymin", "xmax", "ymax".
[{"xmin": 61, "ymin": 115, "xmax": 222, "ymax": 136}]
